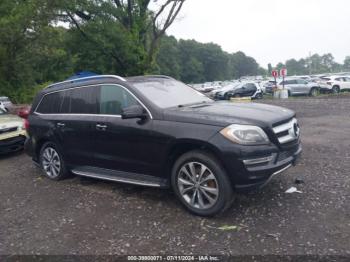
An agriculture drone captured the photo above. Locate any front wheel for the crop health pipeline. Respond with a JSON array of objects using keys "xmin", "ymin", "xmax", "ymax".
[
  {"xmin": 171, "ymin": 150, "xmax": 234, "ymax": 217},
  {"xmin": 39, "ymin": 142, "xmax": 69, "ymax": 180}
]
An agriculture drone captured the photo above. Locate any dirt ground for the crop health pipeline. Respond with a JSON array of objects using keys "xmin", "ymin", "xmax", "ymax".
[{"xmin": 0, "ymin": 94, "xmax": 349, "ymax": 256}]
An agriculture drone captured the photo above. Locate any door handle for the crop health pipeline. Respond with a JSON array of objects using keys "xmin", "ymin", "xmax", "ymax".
[
  {"xmin": 57, "ymin": 122, "xmax": 65, "ymax": 128},
  {"xmin": 96, "ymin": 124, "xmax": 107, "ymax": 131}
]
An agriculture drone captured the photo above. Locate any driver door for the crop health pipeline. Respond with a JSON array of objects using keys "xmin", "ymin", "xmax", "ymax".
[{"xmin": 91, "ymin": 84, "xmax": 159, "ymax": 176}]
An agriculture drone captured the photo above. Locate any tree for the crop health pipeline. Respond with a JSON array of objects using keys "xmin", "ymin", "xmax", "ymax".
[
  {"xmin": 285, "ymin": 59, "xmax": 307, "ymax": 75},
  {"xmin": 155, "ymin": 35, "xmax": 181, "ymax": 78},
  {"xmin": 54, "ymin": 0, "xmax": 186, "ymax": 75},
  {"xmin": 344, "ymin": 56, "xmax": 350, "ymax": 71},
  {"xmin": 0, "ymin": 0, "xmax": 71, "ymax": 102},
  {"xmin": 267, "ymin": 63, "xmax": 272, "ymax": 75}
]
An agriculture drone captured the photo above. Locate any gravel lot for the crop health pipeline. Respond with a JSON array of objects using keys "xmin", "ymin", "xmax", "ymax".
[{"xmin": 0, "ymin": 94, "xmax": 349, "ymax": 256}]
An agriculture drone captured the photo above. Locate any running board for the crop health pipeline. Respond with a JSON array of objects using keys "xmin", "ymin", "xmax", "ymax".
[{"xmin": 71, "ymin": 166, "xmax": 168, "ymax": 188}]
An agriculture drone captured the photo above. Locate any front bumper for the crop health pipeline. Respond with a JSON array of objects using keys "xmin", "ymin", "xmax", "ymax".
[
  {"xmin": 234, "ymin": 144, "xmax": 302, "ymax": 191},
  {"xmin": 0, "ymin": 135, "xmax": 26, "ymax": 154},
  {"xmin": 210, "ymin": 134, "xmax": 302, "ymax": 192}
]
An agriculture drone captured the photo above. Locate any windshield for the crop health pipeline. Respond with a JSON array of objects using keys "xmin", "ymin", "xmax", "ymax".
[{"xmin": 132, "ymin": 79, "xmax": 213, "ymax": 108}]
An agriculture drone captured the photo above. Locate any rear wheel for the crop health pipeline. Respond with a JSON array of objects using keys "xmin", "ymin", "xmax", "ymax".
[
  {"xmin": 255, "ymin": 93, "xmax": 263, "ymax": 99},
  {"xmin": 332, "ymin": 86, "xmax": 340, "ymax": 94},
  {"xmin": 309, "ymin": 87, "xmax": 319, "ymax": 97},
  {"xmin": 39, "ymin": 142, "xmax": 68, "ymax": 180},
  {"xmin": 171, "ymin": 150, "xmax": 234, "ymax": 217}
]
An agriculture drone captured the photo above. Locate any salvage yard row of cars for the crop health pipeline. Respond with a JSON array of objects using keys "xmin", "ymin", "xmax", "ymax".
[{"xmin": 192, "ymin": 73, "xmax": 350, "ymax": 99}]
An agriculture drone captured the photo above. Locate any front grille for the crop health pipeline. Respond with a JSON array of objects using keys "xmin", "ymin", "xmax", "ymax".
[
  {"xmin": 0, "ymin": 127, "xmax": 18, "ymax": 135},
  {"xmin": 273, "ymin": 118, "xmax": 300, "ymax": 144}
]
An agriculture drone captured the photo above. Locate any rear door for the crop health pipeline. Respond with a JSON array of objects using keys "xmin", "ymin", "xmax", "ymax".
[
  {"xmin": 244, "ymin": 83, "xmax": 257, "ymax": 96},
  {"xmin": 35, "ymin": 88, "xmax": 98, "ymax": 166},
  {"xmin": 59, "ymin": 86, "xmax": 99, "ymax": 166},
  {"xmin": 297, "ymin": 79, "xmax": 310, "ymax": 94}
]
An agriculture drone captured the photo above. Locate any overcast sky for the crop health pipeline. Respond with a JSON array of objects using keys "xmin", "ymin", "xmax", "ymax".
[{"xmin": 166, "ymin": 0, "xmax": 350, "ymax": 68}]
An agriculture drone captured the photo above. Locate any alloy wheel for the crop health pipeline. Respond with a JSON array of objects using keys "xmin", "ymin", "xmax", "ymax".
[
  {"xmin": 177, "ymin": 162, "xmax": 219, "ymax": 210},
  {"xmin": 42, "ymin": 147, "xmax": 61, "ymax": 178}
]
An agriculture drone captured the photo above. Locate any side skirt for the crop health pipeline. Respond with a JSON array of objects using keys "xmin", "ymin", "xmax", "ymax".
[{"xmin": 71, "ymin": 166, "xmax": 169, "ymax": 188}]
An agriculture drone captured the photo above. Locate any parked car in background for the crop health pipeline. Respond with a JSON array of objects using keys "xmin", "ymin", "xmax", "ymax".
[
  {"xmin": 275, "ymin": 78, "xmax": 320, "ymax": 96},
  {"xmin": 25, "ymin": 75, "xmax": 302, "ymax": 216},
  {"xmin": 0, "ymin": 96, "xmax": 13, "ymax": 111},
  {"xmin": 0, "ymin": 101, "xmax": 7, "ymax": 112},
  {"xmin": 209, "ymin": 83, "xmax": 240, "ymax": 100},
  {"xmin": 317, "ymin": 75, "xmax": 350, "ymax": 93},
  {"xmin": 264, "ymin": 80, "xmax": 277, "ymax": 94},
  {"xmin": 17, "ymin": 106, "xmax": 31, "ymax": 119},
  {"xmin": 226, "ymin": 82, "xmax": 263, "ymax": 99},
  {"xmin": 0, "ymin": 107, "xmax": 27, "ymax": 154}
]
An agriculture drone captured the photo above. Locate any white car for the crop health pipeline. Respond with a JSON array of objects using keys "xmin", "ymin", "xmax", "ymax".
[
  {"xmin": 0, "ymin": 96, "xmax": 13, "ymax": 111},
  {"xmin": 317, "ymin": 76, "xmax": 350, "ymax": 93}
]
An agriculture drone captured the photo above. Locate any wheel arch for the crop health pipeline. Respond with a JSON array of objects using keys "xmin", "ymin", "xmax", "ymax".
[{"xmin": 163, "ymin": 139, "xmax": 224, "ymax": 179}]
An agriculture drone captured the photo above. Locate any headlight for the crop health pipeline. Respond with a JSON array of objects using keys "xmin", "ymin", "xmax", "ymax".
[{"xmin": 220, "ymin": 124, "xmax": 269, "ymax": 145}]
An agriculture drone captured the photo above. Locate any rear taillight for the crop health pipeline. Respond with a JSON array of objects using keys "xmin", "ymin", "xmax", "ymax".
[{"xmin": 24, "ymin": 119, "xmax": 29, "ymax": 130}]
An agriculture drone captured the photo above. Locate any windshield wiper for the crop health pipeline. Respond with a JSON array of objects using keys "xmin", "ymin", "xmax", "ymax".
[{"xmin": 177, "ymin": 101, "xmax": 211, "ymax": 108}]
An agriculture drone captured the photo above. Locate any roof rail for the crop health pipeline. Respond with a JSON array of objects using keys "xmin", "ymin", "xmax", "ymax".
[
  {"xmin": 144, "ymin": 75, "xmax": 174, "ymax": 79},
  {"xmin": 46, "ymin": 75, "xmax": 126, "ymax": 89}
]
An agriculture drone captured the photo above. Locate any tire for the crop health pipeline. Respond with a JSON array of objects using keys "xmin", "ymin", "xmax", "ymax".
[
  {"xmin": 332, "ymin": 86, "xmax": 340, "ymax": 94},
  {"xmin": 309, "ymin": 87, "xmax": 319, "ymax": 97},
  {"xmin": 171, "ymin": 150, "xmax": 234, "ymax": 217},
  {"xmin": 223, "ymin": 93, "xmax": 229, "ymax": 100},
  {"xmin": 39, "ymin": 142, "xmax": 69, "ymax": 181},
  {"xmin": 255, "ymin": 93, "xmax": 263, "ymax": 99}
]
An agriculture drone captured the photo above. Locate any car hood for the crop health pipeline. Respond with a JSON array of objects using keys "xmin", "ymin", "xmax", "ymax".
[
  {"xmin": 0, "ymin": 114, "xmax": 23, "ymax": 129},
  {"xmin": 163, "ymin": 101, "xmax": 295, "ymax": 127}
]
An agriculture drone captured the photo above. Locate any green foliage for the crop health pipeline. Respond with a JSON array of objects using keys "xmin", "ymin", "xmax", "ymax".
[
  {"xmin": 273, "ymin": 53, "xmax": 346, "ymax": 76},
  {"xmin": 1, "ymin": 0, "xmax": 350, "ymax": 104},
  {"xmin": 156, "ymin": 37, "xmax": 261, "ymax": 83}
]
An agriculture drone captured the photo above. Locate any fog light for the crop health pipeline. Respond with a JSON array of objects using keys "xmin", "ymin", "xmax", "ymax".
[{"xmin": 243, "ymin": 155, "xmax": 274, "ymax": 165}]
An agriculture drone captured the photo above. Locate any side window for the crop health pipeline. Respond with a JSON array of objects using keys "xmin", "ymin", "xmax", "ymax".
[
  {"xmin": 69, "ymin": 86, "xmax": 99, "ymax": 114},
  {"xmin": 335, "ymin": 77, "xmax": 343, "ymax": 82},
  {"xmin": 245, "ymin": 83, "xmax": 256, "ymax": 91},
  {"xmin": 99, "ymin": 85, "xmax": 139, "ymax": 115},
  {"xmin": 36, "ymin": 92, "xmax": 63, "ymax": 114}
]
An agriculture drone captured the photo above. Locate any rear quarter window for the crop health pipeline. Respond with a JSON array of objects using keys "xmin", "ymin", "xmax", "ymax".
[
  {"xmin": 36, "ymin": 92, "xmax": 63, "ymax": 114},
  {"xmin": 36, "ymin": 86, "xmax": 99, "ymax": 114}
]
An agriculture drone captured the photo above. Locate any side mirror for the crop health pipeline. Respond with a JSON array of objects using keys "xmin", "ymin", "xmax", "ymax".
[{"xmin": 121, "ymin": 105, "xmax": 147, "ymax": 120}]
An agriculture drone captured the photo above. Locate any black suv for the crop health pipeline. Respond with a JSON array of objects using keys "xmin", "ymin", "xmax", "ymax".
[{"xmin": 25, "ymin": 75, "xmax": 302, "ymax": 216}]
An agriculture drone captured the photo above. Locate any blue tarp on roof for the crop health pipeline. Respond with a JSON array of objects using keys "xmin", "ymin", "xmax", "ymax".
[{"xmin": 66, "ymin": 71, "xmax": 99, "ymax": 80}]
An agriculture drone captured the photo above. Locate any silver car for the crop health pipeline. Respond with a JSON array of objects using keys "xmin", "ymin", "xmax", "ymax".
[
  {"xmin": 0, "ymin": 96, "xmax": 14, "ymax": 111},
  {"xmin": 277, "ymin": 78, "xmax": 320, "ymax": 96}
]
